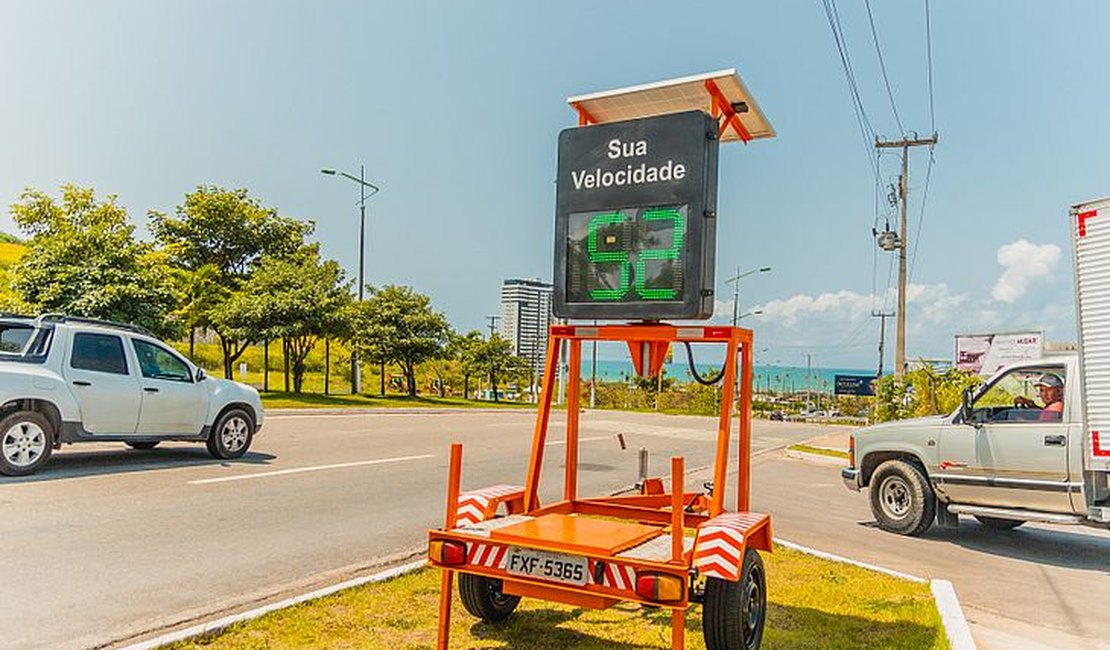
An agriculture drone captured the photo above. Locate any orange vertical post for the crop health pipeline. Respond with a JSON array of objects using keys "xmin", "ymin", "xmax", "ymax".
[
  {"xmin": 436, "ymin": 443, "xmax": 463, "ymax": 650},
  {"xmin": 710, "ymin": 336, "xmax": 739, "ymax": 516},
  {"xmin": 524, "ymin": 332, "xmax": 561, "ymax": 511},
  {"xmin": 672, "ymin": 455, "xmax": 688, "ymax": 650},
  {"xmin": 737, "ymin": 338, "xmax": 754, "ymax": 512},
  {"xmin": 564, "ymin": 339, "xmax": 583, "ymax": 501}
]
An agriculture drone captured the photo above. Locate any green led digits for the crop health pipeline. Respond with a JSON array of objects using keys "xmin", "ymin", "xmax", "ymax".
[
  {"xmin": 635, "ymin": 208, "xmax": 684, "ymax": 300},
  {"xmin": 587, "ymin": 212, "xmax": 631, "ymax": 300}
]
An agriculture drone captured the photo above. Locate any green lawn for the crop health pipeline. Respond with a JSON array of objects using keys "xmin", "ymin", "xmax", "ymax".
[
  {"xmin": 261, "ymin": 392, "xmax": 531, "ymax": 410},
  {"xmin": 162, "ymin": 546, "xmax": 945, "ymax": 649},
  {"xmin": 787, "ymin": 444, "xmax": 850, "ymax": 460}
]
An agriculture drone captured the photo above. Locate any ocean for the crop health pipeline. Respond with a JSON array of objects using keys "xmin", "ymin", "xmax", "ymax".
[{"xmin": 578, "ymin": 359, "xmax": 874, "ymax": 394}]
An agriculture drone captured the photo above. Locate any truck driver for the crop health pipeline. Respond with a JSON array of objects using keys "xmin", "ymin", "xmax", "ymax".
[{"xmin": 1014, "ymin": 373, "xmax": 1064, "ymax": 421}]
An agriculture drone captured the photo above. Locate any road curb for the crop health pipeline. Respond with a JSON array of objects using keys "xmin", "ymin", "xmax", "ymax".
[
  {"xmin": 115, "ymin": 559, "xmax": 428, "ymax": 650},
  {"xmin": 776, "ymin": 538, "xmax": 976, "ymax": 650}
]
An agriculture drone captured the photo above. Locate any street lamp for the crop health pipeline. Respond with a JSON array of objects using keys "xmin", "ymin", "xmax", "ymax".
[
  {"xmin": 322, "ymin": 165, "xmax": 380, "ymax": 394},
  {"xmin": 725, "ymin": 266, "xmax": 771, "ymax": 327},
  {"xmin": 738, "ymin": 309, "xmax": 763, "ymax": 320}
]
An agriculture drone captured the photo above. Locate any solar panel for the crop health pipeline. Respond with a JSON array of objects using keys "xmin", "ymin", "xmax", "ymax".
[{"xmin": 567, "ymin": 69, "xmax": 775, "ymax": 143}]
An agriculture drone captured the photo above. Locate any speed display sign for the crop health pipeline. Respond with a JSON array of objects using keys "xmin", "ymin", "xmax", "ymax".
[{"xmin": 553, "ymin": 110, "xmax": 720, "ymax": 320}]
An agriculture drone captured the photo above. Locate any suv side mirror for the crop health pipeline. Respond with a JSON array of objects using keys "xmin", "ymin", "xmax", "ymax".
[
  {"xmin": 961, "ymin": 386, "xmax": 976, "ymax": 426},
  {"xmin": 195, "ymin": 368, "xmax": 207, "ymax": 382}
]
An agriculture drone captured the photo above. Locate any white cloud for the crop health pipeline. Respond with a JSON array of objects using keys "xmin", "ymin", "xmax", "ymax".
[{"xmin": 991, "ymin": 240, "xmax": 1061, "ymax": 302}]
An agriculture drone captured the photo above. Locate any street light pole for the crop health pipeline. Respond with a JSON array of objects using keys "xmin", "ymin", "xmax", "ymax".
[
  {"xmin": 321, "ymin": 167, "xmax": 380, "ymax": 395},
  {"xmin": 725, "ymin": 266, "xmax": 771, "ymax": 413}
]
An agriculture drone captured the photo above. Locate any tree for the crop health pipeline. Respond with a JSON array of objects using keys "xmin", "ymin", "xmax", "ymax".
[
  {"xmin": 9, "ymin": 185, "xmax": 178, "ymax": 336},
  {"xmin": 150, "ymin": 186, "xmax": 312, "ymax": 378},
  {"xmin": 453, "ymin": 330, "xmax": 486, "ymax": 400},
  {"xmin": 215, "ymin": 246, "xmax": 351, "ymax": 393},
  {"xmin": 469, "ymin": 335, "xmax": 516, "ymax": 403},
  {"xmin": 354, "ymin": 285, "xmax": 450, "ymax": 397}
]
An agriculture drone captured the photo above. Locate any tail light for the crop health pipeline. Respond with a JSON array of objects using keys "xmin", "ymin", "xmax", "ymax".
[
  {"xmin": 428, "ymin": 540, "xmax": 467, "ymax": 566},
  {"xmin": 635, "ymin": 573, "xmax": 684, "ymax": 602},
  {"xmin": 848, "ymin": 435, "xmax": 856, "ymax": 468}
]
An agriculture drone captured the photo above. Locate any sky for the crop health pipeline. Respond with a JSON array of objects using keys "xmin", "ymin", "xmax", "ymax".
[{"xmin": 1, "ymin": 1, "xmax": 1107, "ymax": 370}]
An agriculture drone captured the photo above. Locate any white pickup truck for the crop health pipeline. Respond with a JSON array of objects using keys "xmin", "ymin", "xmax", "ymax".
[
  {"xmin": 0, "ymin": 314, "xmax": 264, "ymax": 476},
  {"xmin": 842, "ymin": 197, "xmax": 1110, "ymax": 535}
]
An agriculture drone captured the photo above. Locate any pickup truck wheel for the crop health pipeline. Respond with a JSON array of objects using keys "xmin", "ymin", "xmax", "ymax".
[
  {"xmin": 458, "ymin": 573, "xmax": 520, "ymax": 623},
  {"xmin": 869, "ymin": 460, "xmax": 936, "ymax": 536},
  {"xmin": 702, "ymin": 548, "xmax": 766, "ymax": 650},
  {"xmin": 125, "ymin": 441, "xmax": 159, "ymax": 450},
  {"xmin": 975, "ymin": 516, "xmax": 1024, "ymax": 530},
  {"xmin": 206, "ymin": 409, "xmax": 253, "ymax": 460},
  {"xmin": 0, "ymin": 411, "xmax": 53, "ymax": 476}
]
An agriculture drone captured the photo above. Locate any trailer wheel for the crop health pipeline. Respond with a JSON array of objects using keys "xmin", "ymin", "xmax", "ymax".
[
  {"xmin": 975, "ymin": 516, "xmax": 1024, "ymax": 530},
  {"xmin": 702, "ymin": 548, "xmax": 766, "ymax": 650},
  {"xmin": 459, "ymin": 574, "xmax": 520, "ymax": 623},
  {"xmin": 869, "ymin": 459, "xmax": 936, "ymax": 536}
]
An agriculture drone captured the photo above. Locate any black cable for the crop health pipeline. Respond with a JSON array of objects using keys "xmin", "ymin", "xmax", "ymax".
[
  {"xmin": 864, "ymin": 0, "xmax": 905, "ymax": 135},
  {"xmin": 683, "ymin": 342, "xmax": 726, "ymax": 386}
]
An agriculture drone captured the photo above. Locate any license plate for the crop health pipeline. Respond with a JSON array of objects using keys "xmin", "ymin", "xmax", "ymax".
[{"xmin": 505, "ymin": 547, "xmax": 588, "ymax": 586}]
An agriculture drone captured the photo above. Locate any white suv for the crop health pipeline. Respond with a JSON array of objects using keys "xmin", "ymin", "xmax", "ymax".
[{"xmin": 0, "ymin": 314, "xmax": 264, "ymax": 476}]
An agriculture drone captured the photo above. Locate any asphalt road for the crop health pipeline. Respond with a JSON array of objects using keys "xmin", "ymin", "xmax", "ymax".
[
  {"xmin": 0, "ymin": 408, "xmax": 817, "ymax": 650},
  {"xmin": 2, "ymin": 408, "xmax": 1107, "ymax": 650}
]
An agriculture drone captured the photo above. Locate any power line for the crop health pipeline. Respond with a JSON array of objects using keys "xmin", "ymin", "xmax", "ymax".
[
  {"xmin": 821, "ymin": 0, "xmax": 881, "ymax": 184},
  {"xmin": 908, "ymin": 149, "xmax": 936, "ymax": 281},
  {"xmin": 864, "ymin": 0, "xmax": 905, "ymax": 135}
]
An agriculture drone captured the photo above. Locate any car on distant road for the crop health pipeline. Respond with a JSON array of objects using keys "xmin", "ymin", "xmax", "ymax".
[{"xmin": 0, "ymin": 314, "xmax": 263, "ymax": 476}]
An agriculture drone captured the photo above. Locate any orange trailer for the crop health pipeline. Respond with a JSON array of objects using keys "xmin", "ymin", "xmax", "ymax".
[{"xmin": 428, "ymin": 322, "xmax": 772, "ymax": 649}]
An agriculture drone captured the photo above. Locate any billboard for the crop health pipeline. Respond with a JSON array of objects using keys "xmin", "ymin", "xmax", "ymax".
[
  {"xmin": 955, "ymin": 331, "xmax": 1043, "ymax": 376},
  {"xmin": 835, "ymin": 374, "xmax": 876, "ymax": 396}
]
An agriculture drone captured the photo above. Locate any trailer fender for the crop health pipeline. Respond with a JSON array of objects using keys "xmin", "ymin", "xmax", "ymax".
[
  {"xmin": 692, "ymin": 512, "xmax": 773, "ymax": 581},
  {"xmin": 455, "ymin": 484, "xmax": 526, "ymax": 527}
]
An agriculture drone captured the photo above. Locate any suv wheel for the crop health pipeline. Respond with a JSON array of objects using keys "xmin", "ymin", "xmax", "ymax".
[
  {"xmin": 0, "ymin": 411, "xmax": 54, "ymax": 476},
  {"xmin": 207, "ymin": 408, "xmax": 254, "ymax": 460},
  {"xmin": 869, "ymin": 459, "xmax": 936, "ymax": 536}
]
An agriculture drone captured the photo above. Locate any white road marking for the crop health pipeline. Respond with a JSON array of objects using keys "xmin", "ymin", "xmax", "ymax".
[
  {"xmin": 188, "ymin": 455, "xmax": 434, "ymax": 485},
  {"xmin": 544, "ymin": 436, "xmax": 610, "ymax": 446}
]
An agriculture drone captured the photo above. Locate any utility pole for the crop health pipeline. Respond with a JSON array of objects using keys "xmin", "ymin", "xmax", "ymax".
[
  {"xmin": 875, "ymin": 133, "xmax": 938, "ymax": 379},
  {"xmin": 871, "ymin": 310, "xmax": 895, "ymax": 378}
]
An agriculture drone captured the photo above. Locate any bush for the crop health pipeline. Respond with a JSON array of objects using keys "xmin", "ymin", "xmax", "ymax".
[{"xmin": 874, "ymin": 366, "xmax": 983, "ymax": 422}]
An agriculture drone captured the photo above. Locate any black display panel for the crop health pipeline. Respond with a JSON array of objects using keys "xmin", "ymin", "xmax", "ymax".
[{"xmin": 553, "ymin": 111, "xmax": 719, "ymax": 320}]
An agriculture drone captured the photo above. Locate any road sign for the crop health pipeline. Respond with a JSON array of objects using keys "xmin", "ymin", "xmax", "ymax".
[{"xmin": 553, "ymin": 110, "xmax": 720, "ymax": 320}]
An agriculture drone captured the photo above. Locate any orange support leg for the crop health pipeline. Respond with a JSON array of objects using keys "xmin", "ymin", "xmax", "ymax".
[
  {"xmin": 672, "ymin": 608, "xmax": 685, "ymax": 649},
  {"xmin": 738, "ymin": 339, "xmax": 753, "ymax": 512},
  {"xmin": 524, "ymin": 333, "xmax": 562, "ymax": 511},
  {"xmin": 671, "ymin": 456, "xmax": 684, "ymax": 563},
  {"xmin": 436, "ymin": 443, "xmax": 464, "ymax": 650},
  {"xmin": 565, "ymin": 340, "xmax": 582, "ymax": 501},
  {"xmin": 711, "ymin": 337, "xmax": 739, "ymax": 516}
]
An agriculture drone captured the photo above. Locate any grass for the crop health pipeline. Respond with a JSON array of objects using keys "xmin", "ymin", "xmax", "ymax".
[
  {"xmin": 787, "ymin": 444, "xmax": 850, "ymax": 460},
  {"xmin": 162, "ymin": 546, "xmax": 945, "ymax": 650},
  {"xmin": 261, "ymin": 392, "xmax": 532, "ymax": 410}
]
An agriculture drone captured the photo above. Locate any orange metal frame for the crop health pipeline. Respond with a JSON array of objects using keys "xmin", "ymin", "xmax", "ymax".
[{"xmin": 430, "ymin": 323, "xmax": 757, "ymax": 649}]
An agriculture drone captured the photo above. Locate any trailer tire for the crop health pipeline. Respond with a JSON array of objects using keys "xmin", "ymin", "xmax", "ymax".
[
  {"xmin": 459, "ymin": 574, "xmax": 520, "ymax": 623},
  {"xmin": 974, "ymin": 516, "xmax": 1024, "ymax": 530},
  {"xmin": 869, "ymin": 459, "xmax": 936, "ymax": 536},
  {"xmin": 702, "ymin": 548, "xmax": 766, "ymax": 650}
]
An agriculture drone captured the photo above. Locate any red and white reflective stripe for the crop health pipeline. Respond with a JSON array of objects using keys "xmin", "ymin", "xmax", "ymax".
[
  {"xmin": 693, "ymin": 512, "xmax": 764, "ymax": 581},
  {"xmin": 600, "ymin": 562, "xmax": 637, "ymax": 592},
  {"xmin": 455, "ymin": 484, "xmax": 523, "ymax": 526},
  {"xmin": 1078, "ymin": 209, "xmax": 1099, "ymax": 238},
  {"xmin": 1093, "ymin": 431, "xmax": 1110, "ymax": 457},
  {"xmin": 466, "ymin": 542, "xmax": 508, "ymax": 569}
]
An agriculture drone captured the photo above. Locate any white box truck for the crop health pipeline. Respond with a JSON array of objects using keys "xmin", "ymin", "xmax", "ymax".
[{"xmin": 840, "ymin": 198, "xmax": 1110, "ymax": 534}]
